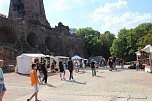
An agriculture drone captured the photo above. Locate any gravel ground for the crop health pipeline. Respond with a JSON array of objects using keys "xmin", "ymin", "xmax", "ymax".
[{"xmin": 3, "ymin": 66, "xmax": 152, "ymax": 101}]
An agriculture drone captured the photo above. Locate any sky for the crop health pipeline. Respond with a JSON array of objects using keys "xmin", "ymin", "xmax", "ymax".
[{"xmin": 0, "ymin": 0, "xmax": 152, "ymax": 36}]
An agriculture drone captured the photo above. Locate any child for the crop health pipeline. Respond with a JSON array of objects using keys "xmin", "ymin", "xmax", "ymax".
[
  {"xmin": 0, "ymin": 60, "xmax": 6, "ymax": 101},
  {"xmin": 27, "ymin": 64, "xmax": 40, "ymax": 101}
]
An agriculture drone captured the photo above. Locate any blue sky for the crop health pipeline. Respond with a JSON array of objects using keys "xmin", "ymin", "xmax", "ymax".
[{"xmin": 0, "ymin": 0, "xmax": 152, "ymax": 36}]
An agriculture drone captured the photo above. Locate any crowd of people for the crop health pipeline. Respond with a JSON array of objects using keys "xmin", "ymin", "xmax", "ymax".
[
  {"xmin": 24, "ymin": 57, "xmax": 145, "ymax": 101},
  {"xmin": 27, "ymin": 57, "xmax": 87, "ymax": 101},
  {"xmin": 108, "ymin": 57, "xmax": 124, "ymax": 71},
  {"xmin": 0, "ymin": 57, "xmax": 126, "ymax": 101}
]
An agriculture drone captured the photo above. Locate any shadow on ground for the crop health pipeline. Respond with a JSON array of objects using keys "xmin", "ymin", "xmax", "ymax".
[
  {"xmin": 65, "ymin": 79, "xmax": 86, "ymax": 85},
  {"xmin": 46, "ymin": 83, "xmax": 57, "ymax": 88}
]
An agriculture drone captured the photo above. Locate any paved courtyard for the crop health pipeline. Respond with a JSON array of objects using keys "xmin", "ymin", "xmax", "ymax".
[{"xmin": 3, "ymin": 66, "xmax": 152, "ymax": 101}]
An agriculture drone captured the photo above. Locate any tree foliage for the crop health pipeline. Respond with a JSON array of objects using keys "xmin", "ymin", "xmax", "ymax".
[
  {"xmin": 110, "ymin": 23, "xmax": 152, "ymax": 61},
  {"xmin": 76, "ymin": 28, "xmax": 115, "ymax": 60},
  {"xmin": 100, "ymin": 31, "xmax": 115, "ymax": 60}
]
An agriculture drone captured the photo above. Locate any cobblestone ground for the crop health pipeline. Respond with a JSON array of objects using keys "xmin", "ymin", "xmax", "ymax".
[{"xmin": 3, "ymin": 66, "xmax": 152, "ymax": 101}]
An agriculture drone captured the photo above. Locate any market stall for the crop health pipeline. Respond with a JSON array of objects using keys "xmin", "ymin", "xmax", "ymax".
[
  {"xmin": 53, "ymin": 56, "xmax": 69, "ymax": 68},
  {"xmin": 16, "ymin": 53, "xmax": 46, "ymax": 74},
  {"xmin": 141, "ymin": 45, "xmax": 152, "ymax": 72},
  {"xmin": 135, "ymin": 51, "xmax": 141, "ymax": 60},
  {"xmin": 72, "ymin": 55, "xmax": 83, "ymax": 60}
]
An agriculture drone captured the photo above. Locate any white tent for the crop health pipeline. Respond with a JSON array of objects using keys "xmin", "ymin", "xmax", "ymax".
[
  {"xmin": 53, "ymin": 56, "xmax": 69, "ymax": 68},
  {"xmin": 48, "ymin": 56, "xmax": 55, "ymax": 67},
  {"xmin": 135, "ymin": 51, "xmax": 141, "ymax": 60},
  {"xmin": 72, "ymin": 55, "xmax": 83, "ymax": 60},
  {"xmin": 142, "ymin": 45, "xmax": 152, "ymax": 53},
  {"xmin": 17, "ymin": 53, "xmax": 46, "ymax": 74},
  {"xmin": 135, "ymin": 51, "xmax": 141, "ymax": 56},
  {"xmin": 141, "ymin": 45, "xmax": 152, "ymax": 72}
]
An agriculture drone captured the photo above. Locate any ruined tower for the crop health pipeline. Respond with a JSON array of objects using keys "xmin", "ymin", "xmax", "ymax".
[
  {"xmin": 8, "ymin": 0, "xmax": 50, "ymax": 28},
  {"xmin": 0, "ymin": 0, "xmax": 86, "ymax": 65}
]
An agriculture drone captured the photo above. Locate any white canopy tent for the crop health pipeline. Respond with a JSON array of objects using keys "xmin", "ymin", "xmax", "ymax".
[
  {"xmin": 46, "ymin": 55, "xmax": 55, "ymax": 68},
  {"xmin": 53, "ymin": 56, "xmax": 69, "ymax": 68},
  {"xmin": 17, "ymin": 53, "xmax": 46, "ymax": 74},
  {"xmin": 135, "ymin": 51, "xmax": 141, "ymax": 60},
  {"xmin": 72, "ymin": 55, "xmax": 83, "ymax": 60},
  {"xmin": 142, "ymin": 45, "xmax": 152, "ymax": 53},
  {"xmin": 141, "ymin": 45, "xmax": 152, "ymax": 72}
]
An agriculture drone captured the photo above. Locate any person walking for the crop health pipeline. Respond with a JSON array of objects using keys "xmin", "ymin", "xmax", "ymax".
[
  {"xmin": 59, "ymin": 61, "xmax": 65, "ymax": 80},
  {"xmin": 53, "ymin": 60, "xmax": 57, "ymax": 69},
  {"xmin": 68, "ymin": 57, "xmax": 74, "ymax": 81},
  {"xmin": 63, "ymin": 63, "xmax": 67, "ymax": 77},
  {"xmin": 34, "ymin": 59, "xmax": 42, "ymax": 84},
  {"xmin": 41, "ymin": 60, "xmax": 48, "ymax": 84},
  {"xmin": 120, "ymin": 58, "xmax": 124, "ymax": 69},
  {"xmin": 91, "ymin": 60, "xmax": 96, "ymax": 76},
  {"xmin": 51, "ymin": 62, "xmax": 56, "ymax": 73},
  {"xmin": 136, "ymin": 60, "xmax": 140, "ymax": 71},
  {"xmin": 108, "ymin": 57, "xmax": 113, "ymax": 71},
  {"xmin": 0, "ymin": 60, "xmax": 6, "ymax": 101},
  {"xmin": 74, "ymin": 61, "xmax": 78, "ymax": 73},
  {"xmin": 77, "ymin": 60, "xmax": 80, "ymax": 72},
  {"xmin": 27, "ymin": 64, "xmax": 40, "ymax": 101},
  {"xmin": 82, "ymin": 60, "xmax": 86, "ymax": 73},
  {"xmin": 113, "ymin": 57, "xmax": 117, "ymax": 70}
]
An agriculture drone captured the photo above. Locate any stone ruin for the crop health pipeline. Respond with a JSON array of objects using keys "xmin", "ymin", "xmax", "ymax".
[{"xmin": 0, "ymin": 0, "xmax": 86, "ymax": 65}]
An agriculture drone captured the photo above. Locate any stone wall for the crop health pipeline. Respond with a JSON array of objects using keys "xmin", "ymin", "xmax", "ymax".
[
  {"xmin": 0, "ymin": 46, "xmax": 18, "ymax": 65},
  {"xmin": 0, "ymin": 0, "xmax": 86, "ymax": 66},
  {"xmin": 0, "ymin": 16, "xmax": 86, "ymax": 65},
  {"xmin": 8, "ymin": 0, "xmax": 50, "ymax": 28}
]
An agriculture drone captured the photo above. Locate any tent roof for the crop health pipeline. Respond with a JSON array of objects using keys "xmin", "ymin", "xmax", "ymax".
[
  {"xmin": 20, "ymin": 53, "xmax": 46, "ymax": 57},
  {"xmin": 72, "ymin": 55, "xmax": 83, "ymax": 59},
  {"xmin": 45, "ymin": 55, "xmax": 54, "ymax": 58},
  {"xmin": 135, "ymin": 51, "xmax": 141, "ymax": 56},
  {"xmin": 55, "ymin": 56, "xmax": 69, "ymax": 59},
  {"xmin": 141, "ymin": 45, "xmax": 152, "ymax": 53}
]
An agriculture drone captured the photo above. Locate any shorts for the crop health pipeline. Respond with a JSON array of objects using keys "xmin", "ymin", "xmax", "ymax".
[
  {"xmin": 33, "ymin": 84, "xmax": 39, "ymax": 93},
  {"xmin": 0, "ymin": 83, "xmax": 6, "ymax": 93}
]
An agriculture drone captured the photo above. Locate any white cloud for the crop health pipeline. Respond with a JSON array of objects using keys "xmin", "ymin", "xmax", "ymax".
[
  {"xmin": 102, "ymin": 12, "xmax": 152, "ymax": 33},
  {"xmin": 0, "ymin": 0, "xmax": 9, "ymax": 15},
  {"xmin": 88, "ymin": 0, "xmax": 152, "ymax": 35},
  {"xmin": 89, "ymin": 0, "xmax": 128, "ymax": 22}
]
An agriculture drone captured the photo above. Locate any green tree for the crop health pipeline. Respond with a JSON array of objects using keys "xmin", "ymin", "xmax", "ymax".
[
  {"xmin": 76, "ymin": 27, "xmax": 102, "ymax": 57},
  {"xmin": 110, "ymin": 28, "xmax": 128, "ymax": 60},
  {"xmin": 100, "ymin": 31, "xmax": 115, "ymax": 60},
  {"xmin": 76, "ymin": 28, "xmax": 115, "ymax": 59},
  {"xmin": 110, "ymin": 23, "xmax": 152, "ymax": 61}
]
